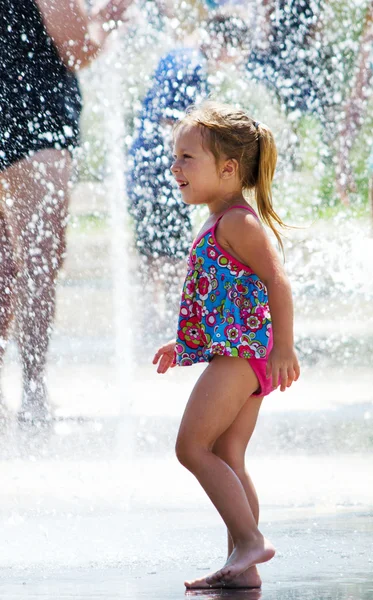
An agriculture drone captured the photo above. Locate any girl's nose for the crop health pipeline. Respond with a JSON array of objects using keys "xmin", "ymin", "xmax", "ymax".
[{"xmin": 171, "ymin": 159, "xmax": 179, "ymax": 173}]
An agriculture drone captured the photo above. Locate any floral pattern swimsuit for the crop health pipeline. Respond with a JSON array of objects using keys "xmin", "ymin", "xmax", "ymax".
[{"xmin": 174, "ymin": 204, "xmax": 276, "ymax": 397}]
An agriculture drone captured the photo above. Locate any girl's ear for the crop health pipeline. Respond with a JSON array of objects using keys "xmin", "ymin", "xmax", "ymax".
[{"xmin": 221, "ymin": 158, "xmax": 239, "ymax": 179}]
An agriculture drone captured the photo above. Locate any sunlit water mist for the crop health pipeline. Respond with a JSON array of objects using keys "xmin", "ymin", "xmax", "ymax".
[
  {"xmin": 102, "ymin": 33, "xmax": 136, "ymax": 467},
  {"xmin": 286, "ymin": 218, "xmax": 373, "ymax": 367}
]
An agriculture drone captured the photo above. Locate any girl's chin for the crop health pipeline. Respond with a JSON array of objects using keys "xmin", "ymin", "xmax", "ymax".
[
  {"xmin": 181, "ymin": 193, "xmax": 202, "ymax": 206},
  {"xmin": 182, "ymin": 198, "xmax": 199, "ymax": 205},
  {"xmin": 180, "ymin": 193, "xmax": 193, "ymax": 204}
]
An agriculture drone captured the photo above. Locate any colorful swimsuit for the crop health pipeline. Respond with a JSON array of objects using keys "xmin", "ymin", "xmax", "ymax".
[{"xmin": 174, "ymin": 204, "xmax": 276, "ymax": 397}]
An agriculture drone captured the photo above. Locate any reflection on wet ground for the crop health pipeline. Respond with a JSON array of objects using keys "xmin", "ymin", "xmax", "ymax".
[
  {"xmin": 0, "ymin": 510, "xmax": 371, "ymax": 599},
  {"xmin": 185, "ymin": 583, "xmax": 373, "ymax": 600},
  {"xmin": 0, "ymin": 571, "xmax": 372, "ymax": 600}
]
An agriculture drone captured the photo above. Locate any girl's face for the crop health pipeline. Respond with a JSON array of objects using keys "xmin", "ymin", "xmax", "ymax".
[{"xmin": 171, "ymin": 124, "xmax": 223, "ymax": 207}]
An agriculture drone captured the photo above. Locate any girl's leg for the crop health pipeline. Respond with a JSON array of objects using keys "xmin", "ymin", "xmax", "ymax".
[
  {"xmin": 185, "ymin": 394, "xmax": 264, "ymax": 589},
  {"xmin": 176, "ymin": 355, "xmax": 275, "ymax": 584},
  {"xmin": 1, "ymin": 149, "xmax": 71, "ymax": 422}
]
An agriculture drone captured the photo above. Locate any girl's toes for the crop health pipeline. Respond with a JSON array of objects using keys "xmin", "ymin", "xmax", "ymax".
[
  {"xmin": 220, "ymin": 569, "xmax": 233, "ymax": 584},
  {"xmin": 206, "ymin": 570, "xmax": 222, "ymax": 585}
]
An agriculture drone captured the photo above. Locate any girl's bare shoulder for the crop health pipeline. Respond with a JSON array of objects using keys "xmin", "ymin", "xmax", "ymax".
[{"xmin": 218, "ymin": 207, "xmax": 263, "ymax": 242}]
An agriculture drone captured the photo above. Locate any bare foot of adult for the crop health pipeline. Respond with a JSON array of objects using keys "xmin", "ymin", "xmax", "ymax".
[
  {"xmin": 205, "ymin": 536, "xmax": 275, "ymax": 585},
  {"xmin": 185, "ymin": 566, "xmax": 262, "ymax": 589}
]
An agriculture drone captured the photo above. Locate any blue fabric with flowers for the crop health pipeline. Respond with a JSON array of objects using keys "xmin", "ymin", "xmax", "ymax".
[{"xmin": 175, "ymin": 206, "xmax": 273, "ymax": 366}]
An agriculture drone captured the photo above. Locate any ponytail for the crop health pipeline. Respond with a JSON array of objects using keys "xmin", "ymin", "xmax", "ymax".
[{"xmin": 255, "ymin": 124, "xmax": 286, "ymax": 255}]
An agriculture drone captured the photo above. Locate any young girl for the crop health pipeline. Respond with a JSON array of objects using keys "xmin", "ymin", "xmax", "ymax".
[{"xmin": 153, "ymin": 101, "xmax": 300, "ymax": 589}]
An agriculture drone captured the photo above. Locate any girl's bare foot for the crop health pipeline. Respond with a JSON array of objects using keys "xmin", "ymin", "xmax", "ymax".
[
  {"xmin": 185, "ymin": 566, "xmax": 262, "ymax": 589},
  {"xmin": 205, "ymin": 536, "xmax": 275, "ymax": 585}
]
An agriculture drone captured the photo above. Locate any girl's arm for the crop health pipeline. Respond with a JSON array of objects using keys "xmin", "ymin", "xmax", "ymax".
[
  {"xmin": 217, "ymin": 210, "xmax": 300, "ymax": 392},
  {"xmin": 35, "ymin": 0, "xmax": 133, "ymax": 71}
]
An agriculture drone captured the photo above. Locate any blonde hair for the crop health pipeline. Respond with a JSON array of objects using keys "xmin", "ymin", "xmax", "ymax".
[{"xmin": 174, "ymin": 101, "xmax": 286, "ymax": 252}]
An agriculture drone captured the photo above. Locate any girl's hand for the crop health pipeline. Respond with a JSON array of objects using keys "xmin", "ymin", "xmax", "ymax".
[
  {"xmin": 152, "ymin": 340, "xmax": 177, "ymax": 374},
  {"xmin": 266, "ymin": 345, "xmax": 300, "ymax": 392}
]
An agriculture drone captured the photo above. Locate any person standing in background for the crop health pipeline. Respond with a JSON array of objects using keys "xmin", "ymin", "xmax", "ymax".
[
  {"xmin": 127, "ymin": 14, "xmax": 250, "ymax": 341},
  {"xmin": 0, "ymin": 0, "xmax": 133, "ymax": 427}
]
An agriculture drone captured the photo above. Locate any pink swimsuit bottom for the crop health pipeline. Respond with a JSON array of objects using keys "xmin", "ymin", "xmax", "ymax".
[{"xmin": 247, "ymin": 336, "xmax": 276, "ymax": 397}]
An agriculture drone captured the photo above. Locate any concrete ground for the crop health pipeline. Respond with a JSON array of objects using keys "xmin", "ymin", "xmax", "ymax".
[{"xmin": 0, "ymin": 503, "xmax": 371, "ymax": 599}]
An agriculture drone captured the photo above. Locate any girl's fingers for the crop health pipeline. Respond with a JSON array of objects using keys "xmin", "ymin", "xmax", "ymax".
[
  {"xmin": 271, "ymin": 366, "xmax": 279, "ymax": 390},
  {"xmin": 159, "ymin": 355, "xmax": 167, "ymax": 372},
  {"xmin": 279, "ymin": 367, "xmax": 288, "ymax": 392},
  {"xmin": 268, "ymin": 355, "xmax": 300, "ymax": 391},
  {"xmin": 286, "ymin": 366, "xmax": 295, "ymax": 387},
  {"xmin": 294, "ymin": 361, "xmax": 301, "ymax": 381},
  {"xmin": 153, "ymin": 346, "xmax": 170, "ymax": 364},
  {"xmin": 157, "ymin": 356, "xmax": 167, "ymax": 373},
  {"xmin": 157, "ymin": 354, "xmax": 173, "ymax": 374},
  {"xmin": 152, "ymin": 350, "xmax": 161, "ymax": 364}
]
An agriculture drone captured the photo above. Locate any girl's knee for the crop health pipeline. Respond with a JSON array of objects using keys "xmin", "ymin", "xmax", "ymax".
[
  {"xmin": 175, "ymin": 434, "xmax": 206, "ymax": 469},
  {"xmin": 175, "ymin": 435, "xmax": 193, "ymax": 467}
]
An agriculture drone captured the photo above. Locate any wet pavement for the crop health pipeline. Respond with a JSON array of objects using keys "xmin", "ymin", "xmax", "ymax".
[{"xmin": 0, "ymin": 507, "xmax": 371, "ymax": 599}]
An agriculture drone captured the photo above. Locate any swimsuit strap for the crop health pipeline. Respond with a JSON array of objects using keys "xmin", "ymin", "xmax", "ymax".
[
  {"xmin": 193, "ymin": 204, "xmax": 259, "ymax": 251},
  {"xmin": 214, "ymin": 204, "xmax": 260, "ymax": 228}
]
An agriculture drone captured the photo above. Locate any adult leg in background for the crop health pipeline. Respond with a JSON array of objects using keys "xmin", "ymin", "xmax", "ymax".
[
  {"xmin": 0, "ymin": 201, "xmax": 19, "ymax": 420},
  {"xmin": 0, "ymin": 148, "xmax": 72, "ymax": 423}
]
